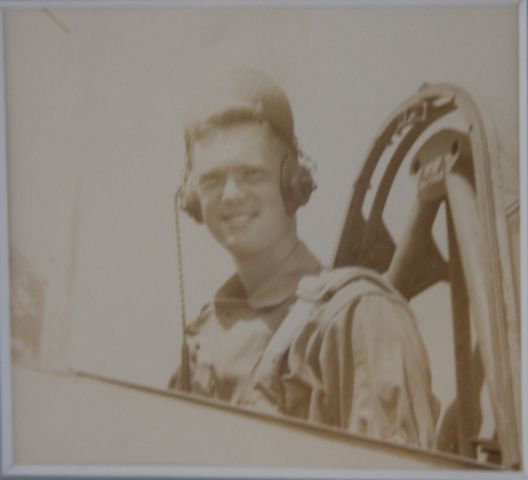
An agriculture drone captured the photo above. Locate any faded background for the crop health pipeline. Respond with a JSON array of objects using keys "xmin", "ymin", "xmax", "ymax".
[{"xmin": 5, "ymin": 5, "xmax": 519, "ymax": 466}]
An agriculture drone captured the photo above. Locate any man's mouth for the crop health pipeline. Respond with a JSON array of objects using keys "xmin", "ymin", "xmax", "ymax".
[{"xmin": 222, "ymin": 212, "xmax": 256, "ymax": 228}]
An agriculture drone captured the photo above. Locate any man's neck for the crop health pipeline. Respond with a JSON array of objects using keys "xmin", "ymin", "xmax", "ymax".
[{"xmin": 233, "ymin": 225, "xmax": 300, "ymax": 295}]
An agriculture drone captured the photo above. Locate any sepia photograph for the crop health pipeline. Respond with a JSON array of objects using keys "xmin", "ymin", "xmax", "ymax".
[{"xmin": 0, "ymin": 1, "xmax": 525, "ymax": 478}]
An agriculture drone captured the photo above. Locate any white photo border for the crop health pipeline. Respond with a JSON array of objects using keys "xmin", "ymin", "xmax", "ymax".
[{"xmin": 0, "ymin": 1, "xmax": 526, "ymax": 479}]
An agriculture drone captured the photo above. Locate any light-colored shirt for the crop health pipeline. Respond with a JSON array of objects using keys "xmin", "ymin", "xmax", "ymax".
[{"xmin": 170, "ymin": 241, "xmax": 439, "ymax": 449}]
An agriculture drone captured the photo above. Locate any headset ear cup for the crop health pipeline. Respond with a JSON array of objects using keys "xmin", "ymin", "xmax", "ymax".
[
  {"xmin": 181, "ymin": 179, "xmax": 203, "ymax": 223},
  {"xmin": 291, "ymin": 164, "xmax": 315, "ymax": 209},
  {"xmin": 280, "ymin": 158, "xmax": 315, "ymax": 215},
  {"xmin": 280, "ymin": 159, "xmax": 295, "ymax": 215}
]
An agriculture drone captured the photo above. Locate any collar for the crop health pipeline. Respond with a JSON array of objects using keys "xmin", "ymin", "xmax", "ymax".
[{"xmin": 214, "ymin": 241, "xmax": 321, "ymax": 311}]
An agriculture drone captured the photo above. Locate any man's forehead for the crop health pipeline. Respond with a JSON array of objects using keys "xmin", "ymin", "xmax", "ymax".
[{"xmin": 191, "ymin": 122, "xmax": 282, "ymax": 165}]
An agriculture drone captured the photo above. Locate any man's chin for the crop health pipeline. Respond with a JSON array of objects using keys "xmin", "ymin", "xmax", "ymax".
[
  {"xmin": 219, "ymin": 234, "xmax": 263, "ymax": 258},
  {"xmin": 222, "ymin": 238, "xmax": 251, "ymax": 255}
]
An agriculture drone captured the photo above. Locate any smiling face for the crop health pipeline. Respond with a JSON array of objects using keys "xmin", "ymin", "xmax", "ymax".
[{"xmin": 190, "ymin": 122, "xmax": 297, "ymax": 259}]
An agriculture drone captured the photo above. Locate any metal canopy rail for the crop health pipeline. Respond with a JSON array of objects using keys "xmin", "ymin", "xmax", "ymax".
[{"xmin": 334, "ymin": 83, "xmax": 521, "ymax": 468}]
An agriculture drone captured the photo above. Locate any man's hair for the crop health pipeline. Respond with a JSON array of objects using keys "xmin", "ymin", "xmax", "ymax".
[{"xmin": 184, "ymin": 109, "xmax": 298, "ymax": 168}]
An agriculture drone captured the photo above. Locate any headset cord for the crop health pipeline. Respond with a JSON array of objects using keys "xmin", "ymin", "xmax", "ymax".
[{"xmin": 174, "ymin": 188, "xmax": 191, "ymax": 392}]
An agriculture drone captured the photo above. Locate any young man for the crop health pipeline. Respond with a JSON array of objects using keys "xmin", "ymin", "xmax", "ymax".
[{"xmin": 170, "ymin": 68, "xmax": 439, "ymax": 449}]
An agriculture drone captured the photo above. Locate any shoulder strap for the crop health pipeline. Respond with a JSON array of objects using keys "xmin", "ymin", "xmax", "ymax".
[
  {"xmin": 250, "ymin": 267, "xmax": 399, "ymax": 380},
  {"xmin": 296, "ymin": 266, "xmax": 397, "ymax": 303}
]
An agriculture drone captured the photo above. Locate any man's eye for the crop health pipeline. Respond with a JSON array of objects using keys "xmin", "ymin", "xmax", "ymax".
[
  {"xmin": 242, "ymin": 168, "xmax": 264, "ymax": 182},
  {"xmin": 199, "ymin": 175, "xmax": 223, "ymax": 190}
]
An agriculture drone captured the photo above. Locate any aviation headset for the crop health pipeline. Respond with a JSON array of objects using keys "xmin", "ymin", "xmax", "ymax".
[{"xmin": 180, "ymin": 126, "xmax": 316, "ymax": 222}]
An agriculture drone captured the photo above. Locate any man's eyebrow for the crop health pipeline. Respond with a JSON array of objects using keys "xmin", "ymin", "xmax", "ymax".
[
  {"xmin": 198, "ymin": 168, "xmax": 225, "ymax": 180},
  {"xmin": 241, "ymin": 165, "xmax": 266, "ymax": 171}
]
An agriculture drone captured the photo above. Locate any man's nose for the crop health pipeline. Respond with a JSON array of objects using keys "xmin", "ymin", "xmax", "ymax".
[{"xmin": 221, "ymin": 175, "xmax": 244, "ymax": 202}]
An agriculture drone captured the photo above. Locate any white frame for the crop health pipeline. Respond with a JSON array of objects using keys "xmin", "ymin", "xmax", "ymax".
[{"xmin": 0, "ymin": 1, "xmax": 526, "ymax": 478}]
